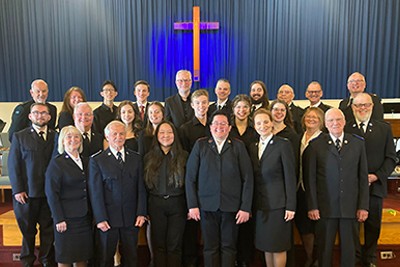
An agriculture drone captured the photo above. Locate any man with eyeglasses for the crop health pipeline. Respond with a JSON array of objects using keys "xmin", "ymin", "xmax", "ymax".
[
  {"xmin": 186, "ymin": 111, "xmax": 253, "ymax": 267},
  {"xmin": 93, "ymin": 80, "xmax": 119, "ymax": 134},
  {"xmin": 304, "ymin": 81, "xmax": 332, "ymax": 113},
  {"xmin": 8, "ymin": 103, "xmax": 56, "ymax": 267},
  {"xmin": 8, "ymin": 79, "xmax": 57, "ymax": 141},
  {"xmin": 165, "ymin": 70, "xmax": 195, "ymax": 128},
  {"xmin": 339, "ymin": 72, "xmax": 384, "ymax": 122},
  {"xmin": 345, "ymin": 93, "xmax": 396, "ymax": 267}
]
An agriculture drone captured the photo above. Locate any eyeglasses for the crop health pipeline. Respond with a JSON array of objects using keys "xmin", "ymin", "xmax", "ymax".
[
  {"xmin": 306, "ymin": 90, "xmax": 321, "ymax": 95},
  {"xmin": 353, "ymin": 103, "xmax": 373, "ymax": 108},
  {"xmin": 75, "ymin": 112, "xmax": 93, "ymax": 117},
  {"xmin": 211, "ymin": 122, "xmax": 229, "ymax": 126},
  {"xmin": 278, "ymin": 90, "xmax": 292, "ymax": 95},
  {"xmin": 348, "ymin": 79, "xmax": 364, "ymax": 84},
  {"xmin": 176, "ymin": 79, "xmax": 192, "ymax": 83},
  {"xmin": 102, "ymin": 89, "xmax": 116, "ymax": 93},
  {"xmin": 31, "ymin": 111, "xmax": 49, "ymax": 116}
]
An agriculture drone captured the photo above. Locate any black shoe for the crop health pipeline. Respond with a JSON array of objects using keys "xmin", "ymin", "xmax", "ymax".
[{"xmin": 235, "ymin": 260, "xmax": 249, "ymax": 267}]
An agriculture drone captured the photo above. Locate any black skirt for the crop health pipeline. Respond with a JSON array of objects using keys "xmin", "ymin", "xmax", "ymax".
[
  {"xmin": 54, "ymin": 215, "xmax": 94, "ymax": 263},
  {"xmin": 255, "ymin": 209, "xmax": 292, "ymax": 252}
]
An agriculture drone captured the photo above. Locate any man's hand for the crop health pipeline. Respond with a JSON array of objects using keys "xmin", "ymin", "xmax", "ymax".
[
  {"xmin": 368, "ymin": 174, "xmax": 378, "ymax": 185},
  {"xmin": 308, "ymin": 209, "xmax": 320, "ymax": 220},
  {"xmin": 14, "ymin": 192, "xmax": 28, "ymax": 204},
  {"xmin": 56, "ymin": 221, "xmax": 67, "ymax": 233},
  {"xmin": 357, "ymin": 209, "xmax": 369, "ymax": 222},
  {"xmin": 236, "ymin": 210, "xmax": 250, "ymax": 224},
  {"xmin": 97, "ymin": 221, "xmax": 111, "ymax": 232},
  {"xmin": 189, "ymin": 208, "xmax": 201, "ymax": 221},
  {"xmin": 135, "ymin": 216, "xmax": 146, "ymax": 227}
]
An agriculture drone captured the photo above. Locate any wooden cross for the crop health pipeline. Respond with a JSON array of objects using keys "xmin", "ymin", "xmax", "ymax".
[{"xmin": 174, "ymin": 6, "xmax": 219, "ymax": 82}]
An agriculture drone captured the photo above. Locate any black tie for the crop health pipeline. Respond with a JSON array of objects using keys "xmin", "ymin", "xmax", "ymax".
[
  {"xmin": 251, "ymin": 105, "xmax": 256, "ymax": 113},
  {"xmin": 38, "ymin": 131, "xmax": 45, "ymax": 141},
  {"xmin": 83, "ymin": 132, "xmax": 90, "ymax": 149},
  {"xmin": 335, "ymin": 139, "xmax": 341, "ymax": 152},
  {"xmin": 116, "ymin": 151, "xmax": 123, "ymax": 164},
  {"xmin": 359, "ymin": 122, "xmax": 365, "ymax": 134}
]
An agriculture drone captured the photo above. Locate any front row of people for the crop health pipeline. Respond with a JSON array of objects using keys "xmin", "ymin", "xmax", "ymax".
[{"xmin": 9, "ymin": 94, "xmax": 396, "ymax": 267}]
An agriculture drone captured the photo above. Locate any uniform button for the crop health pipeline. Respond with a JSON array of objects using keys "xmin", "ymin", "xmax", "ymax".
[{"xmin": 83, "ymin": 189, "xmax": 86, "ymax": 191}]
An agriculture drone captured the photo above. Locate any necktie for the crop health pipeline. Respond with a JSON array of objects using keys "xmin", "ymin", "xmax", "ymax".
[
  {"xmin": 251, "ymin": 105, "xmax": 256, "ymax": 113},
  {"xmin": 83, "ymin": 132, "xmax": 90, "ymax": 149},
  {"xmin": 140, "ymin": 106, "xmax": 145, "ymax": 121},
  {"xmin": 38, "ymin": 131, "xmax": 45, "ymax": 141},
  {"xmin": 348, "ymin": 98, "xmax": 353, "ymax": 107},
  {"xmin": 116, "ymin": 151, "xmax": 123, "ymax": 164},
  {"xmin": 258, "ymin": 142, "xmax": 265, "ymax": 159},
  {"xmin": 359, "ymin": 122, "xmax": 365, "ymax": 134},
  {"xmin": 335, "ymin": 139, "xmax": 341, "ymax": 152}
]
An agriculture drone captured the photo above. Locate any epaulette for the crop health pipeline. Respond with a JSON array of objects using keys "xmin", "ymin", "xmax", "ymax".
[
  {"xmin": 91, "ymin": 150, "xmax": 102, "ymax": 158},
  {"xmin": 351, "ymin": 133, "xmax": 365, "ymax": 141}
]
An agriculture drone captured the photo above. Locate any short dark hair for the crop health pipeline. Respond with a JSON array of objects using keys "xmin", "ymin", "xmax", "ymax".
[
  {"xmin": 134, "ymin": 80, "xmax": 150, "ymax": 92},
  {"xmin": 101, "ymin": 80, "xmax": 117, "ymax": 92},
  {"xmin": 210, "ymin": 110, "xmax": 231, "ymax": 125}
]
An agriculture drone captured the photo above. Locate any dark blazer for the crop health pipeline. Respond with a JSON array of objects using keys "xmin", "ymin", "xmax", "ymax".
[
  {"xmin": 207, "ymin": 100, "xmax": 233, "ymax": 118},
  {"xmin": 339, "ymin": 94, "xmax": 384, "ymax": 122},
  {"xmin": 8, "ymin": 99, "xmax": 57, "ymax": 141},
  {"xmin": 8, "ymin": 127, "xmax": 55, "ymax": 197},
  {"xmin": 303, "ymin": 133, "xmax": 369, "ymax": 218},
  {"xmin": 185, "ymin": 137, "xmax": 254, "ymax": 213},
  {"xmin": 165, "ymin": 93, "xmax": 194, "ymax": 128},
  {"xmin": 133, "ymin": 102, "xmax": 150, "ymax": 127},
  {"xmin": 289, "ymin": 103, "xmax": 305, "ymax": 135},
  {"xmin": 45, "ymin": 153, "xmax": 90, "ymax": 223},
  {"xmin": 89, "ymin": 148, "xmax": 147, "ymax": 227},
  {"xmin": 345, "ymin": 119, "xmax": 396, "ymax": 198},
  {"xmin": 249, "ymin": 136, "xmax": 297, "ymax": 211},
  {"xmin": 305, "ymin": 102, "xmax": 332, "ymax": 113},
  {"xmin": 57, "ymin": 111, "xmax": 74, "ymax": 130}
]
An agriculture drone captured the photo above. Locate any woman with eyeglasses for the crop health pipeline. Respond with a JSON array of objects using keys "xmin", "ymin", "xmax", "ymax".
[{"xmin": 296, "ymin": 107, "xmax": 324, "ymax": 267}]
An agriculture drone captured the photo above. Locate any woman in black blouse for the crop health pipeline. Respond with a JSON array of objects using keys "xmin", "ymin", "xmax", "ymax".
[
  {"xmin": 57, "ymin": 87, "xmax": 86, "ymax": 130},
  {"xmin": 116, "ymin": 100, "xmax": 142, "ymax": 152},
  {"xmin": 144, "ymin": 121, "xmax": 188, "ymax": 267}
]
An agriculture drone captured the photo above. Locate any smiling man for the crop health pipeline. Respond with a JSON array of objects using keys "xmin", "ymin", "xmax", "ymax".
[
  {"xmin": 304, "ymin": 108, "xmax": 369, "ymax": 267},
  {"xmin": 133, "ymin": 80, "xmax": 151, "ymax": 125},
  {"xmin": 185, "ymin": 111, "xmax": 253, "ymax": 267},
  {"xmin": 304, "ymin": 81, "xmax": 332, "ymax": 113},
  {"xmin": 208, "ymin": 79, "xmax": 232, "ymax": 118},
  {"xmin": 339, "ymin": 72, "xmax": 384, "ymax": 122},
  {"xmin": 345, "ymin": 93, "xmax": 396, "ymax": 267}
]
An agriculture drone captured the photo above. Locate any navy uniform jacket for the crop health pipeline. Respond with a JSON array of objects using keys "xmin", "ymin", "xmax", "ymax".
[
  {"xmin": 303, "ymin": 133, "xmax": 369, "ymax": 218},
  {"xmin": 45, "ymin": 153, "xmax": 90, "ymax": 223},
  {"xmin": 185, "ymin": 137, "xmax": 254, "ymax": 213},
  {"xmin": 89, "ymin": 148, "xmax": 147, "ymax": 227},
  {"xmin": 8, "ymin": 127, "xmax": 55, "ymax": 197},
  {"xmin": 165, "ymin": 94, "xmax": 194, "ymax": 128},
  {"xmin": 8, "ymin": 99, "xmax": 57, "ymax": 141},
  {"xmin": 249, "ymin": 136, "xmax": 297, "ymax": 211},
  {"xmin": 339, "ymin": 94, "xmax": 384, "ymax": 122},
  {"xmin": 345, "ymin": 119, "xmax": 396, "ymax": 198},
  {"xmin": 289, "ymin": 103, "xmax": 305, "ymax": 135}
]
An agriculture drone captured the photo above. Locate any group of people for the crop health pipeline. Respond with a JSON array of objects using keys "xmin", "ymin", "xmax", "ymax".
[{"xmin": 6, "ymin": 70, "xmax": 396, "ymax": 267}]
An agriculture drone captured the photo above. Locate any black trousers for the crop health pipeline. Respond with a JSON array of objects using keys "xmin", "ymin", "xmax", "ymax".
[
  {"xmin": 13, "ymin": 197, "xmax": 55, "ymax": 267},
  {"xmin": 96, "ymin": 225, "xmax": 139, "ymax": 267},
  {"xmin": 236, "ymin": 218, "xmax": 255, "ymax": 263},
  {"xmin": 315, "ymin": 217, "xmax": 358, "ymax": 267},
  {"xmin": 200, "ymin": 210, "xmax": 239, "ymax": 267},
  {"xmin": 357, "ymin": 195, "xmax": 383, "ymax": 265},
  {"xmin": 149, "ymin": 195, "xmax": 187, "ymax": 267}
]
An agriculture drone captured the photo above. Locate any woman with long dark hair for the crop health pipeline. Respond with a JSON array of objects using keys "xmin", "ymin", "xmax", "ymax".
[
  {"xmin": 116, "ymin": 100, "xmax": 142, "ymax": 152},
  {"xmin": 144, "ymin": 121, "xmax": 188, "ymax": 267}
]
